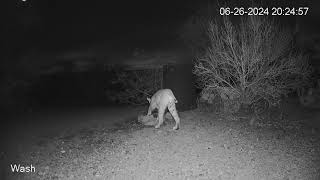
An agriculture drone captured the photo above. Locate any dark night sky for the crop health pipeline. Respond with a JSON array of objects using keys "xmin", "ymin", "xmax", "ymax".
[
  {"xmin": 2, "ymin": 0, "xmax": 319, "ymax": 58},
  {"xmin": 3, "ymin": 0, "xmax": 197, "ymax": 53}
]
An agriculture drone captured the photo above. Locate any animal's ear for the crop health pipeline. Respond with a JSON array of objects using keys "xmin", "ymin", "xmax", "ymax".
[{"xmin": 147, "ymin": 97, "xmax": 151, "ymax": 103}]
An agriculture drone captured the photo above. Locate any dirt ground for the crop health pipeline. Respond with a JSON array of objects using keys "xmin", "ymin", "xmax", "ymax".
[{"xmin": 1, "ymin": 99, "xmax": 320, "ymax": 180}]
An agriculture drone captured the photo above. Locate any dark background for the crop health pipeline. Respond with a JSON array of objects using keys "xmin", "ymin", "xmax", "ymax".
[{"xmin": 1, "ymin": 0, "xmax": 319, "ymax": 111}]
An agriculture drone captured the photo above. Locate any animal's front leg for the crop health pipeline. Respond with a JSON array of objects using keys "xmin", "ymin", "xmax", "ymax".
[
  {"xmin": 155, "ymin": 107, "xmax": 165, "ymax": 129},
  {"xmin": 147, "ymin": 105, "xmax": 153, "ymax": 116}
]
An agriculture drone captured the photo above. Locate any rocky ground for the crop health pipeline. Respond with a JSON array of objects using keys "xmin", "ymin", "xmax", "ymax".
[{"xmin": 2, "ymin": 99, "xmax": 320, "ymax": 180}]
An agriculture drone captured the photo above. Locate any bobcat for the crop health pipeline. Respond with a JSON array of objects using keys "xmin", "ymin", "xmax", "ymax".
[{"xmin": 147, "ymin": 89, "xmax": 180, "ymax": 130}]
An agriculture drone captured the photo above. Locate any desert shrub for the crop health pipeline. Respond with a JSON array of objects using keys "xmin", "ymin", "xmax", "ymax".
[
  {"xmin": 193, "ymin": 16, "xmax": 312, "ymax": 114},
  {"xmin": 105, "ymin": 65, "xmax": 162, "ymax": 105}
]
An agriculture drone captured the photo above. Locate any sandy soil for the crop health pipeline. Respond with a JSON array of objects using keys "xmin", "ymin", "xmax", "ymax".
[{"xmin": 2, "ymin": 100, "xmax": 320, "ymax": 180}]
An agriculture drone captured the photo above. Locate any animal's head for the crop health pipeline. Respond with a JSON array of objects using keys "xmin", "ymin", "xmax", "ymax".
[{"xmin": 147, "ymin": 97, "xmax": 151, "ymax": 103}]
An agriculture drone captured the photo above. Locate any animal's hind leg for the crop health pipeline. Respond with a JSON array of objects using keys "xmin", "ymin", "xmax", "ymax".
[
  {"xmin": 155, "ymin": 106, "xmax": 165, "ymax": 129},
  {"xmin": 168, "ymin": 103, "xmax": 180, "ymax": 130}
]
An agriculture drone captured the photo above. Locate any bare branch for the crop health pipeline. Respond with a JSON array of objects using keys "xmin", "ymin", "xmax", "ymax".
[{"xmin": 193, "ymin": 15, "xmax": 312, "ymax": 113}]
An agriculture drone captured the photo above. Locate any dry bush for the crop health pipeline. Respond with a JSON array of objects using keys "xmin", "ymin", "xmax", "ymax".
[
  {"xmin": 193, "ymin": 16, "xmax": 312, "ymax": 114},
  {"xmin": 107, "ymin": 66, "xmax": 162, "ymax": 105}
]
